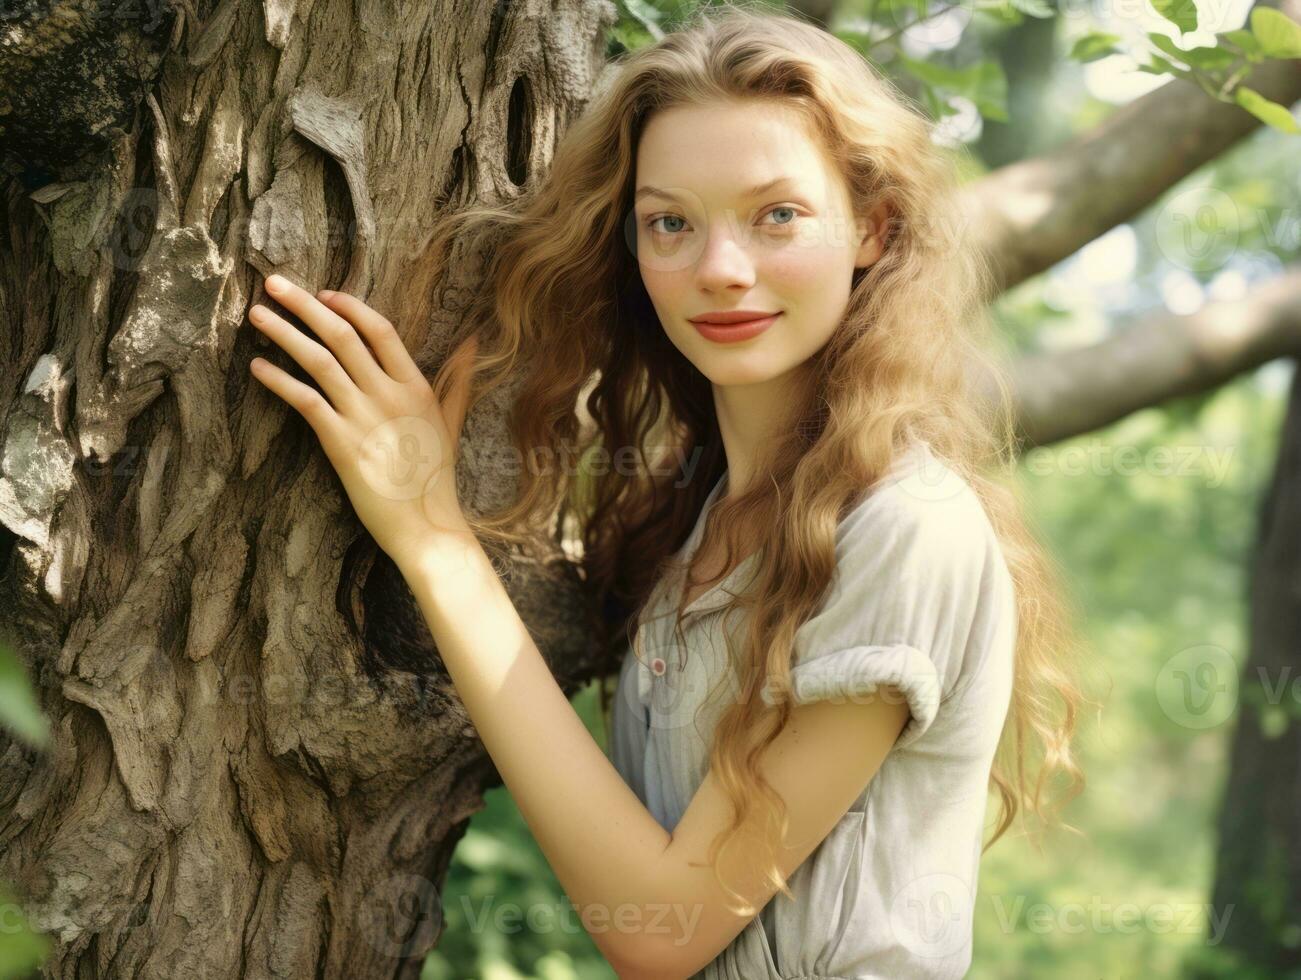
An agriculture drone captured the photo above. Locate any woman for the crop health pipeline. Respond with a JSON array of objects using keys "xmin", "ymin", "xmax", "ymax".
[{"xmin": 247, "ymin": 2, "xmax": 1090, "ymax": 976}]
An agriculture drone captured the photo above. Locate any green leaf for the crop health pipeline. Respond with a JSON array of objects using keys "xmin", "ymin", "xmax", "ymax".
[
  {"xmin": 1148, "ymin": 31, "xmax": 1191, "ymax": 61},
  {"xmin": 1151, "ymin": 0, "xmax": 1198, "ymax": 34},
  {"xmin": 1220, "ymin": 28, "xmax": 1263, "ymax": 59},
  {"xmin": 1155, "ymin": 29, "xmax": 1254, "ymax": 70},
  {"xmin": 874, "ymin": 0, "xmax": 925, "ymax": 23},
  {"xmin": 898, "ymin": 52, "xmax": 967, "ymax": 88},
  {"xmin": 1250, "ymin": 7, "xmax": 1301, "ymax": 59},
  {"xmin": 0, "ymin": 643, "xmax": 49, "ymax": 749},
  {"xmin": 1070, "ymin": 31, "xmax": 1124, "ymax": 63},
  {"xmin": 974, "ymin": 0, "xmax": 1024, "ymax": 25},
  {"xmin": 897, "ymin": 55, "xmax": 1009, "ymax": 122},
  {"xmin": 1178, "ymin": 44, "xmax": 1238, "ymax": 69},
  {"xmin": 1144, "ymin": 32, "xmax": 1237, "ymax": 71},
  {"xmin": 1136, "ymin": 53, "xmax": 1193, "ymax": 80},
  {"xmin": 1006, "ymin": 0, "xmax": 1054, "ymax": 17},
  {"xmin": 1234, "ymin": 85, "xmax": 1301, "ymax": 133},
  {"xmin": 621, "ymin": 0, "xmax": 665, "ymax": 39},
  {"xmin": 607, "ymin": 21, "xmax": 652, "ymax": 55},
  {"xmin": 968, "ymin": 60, "xmax": 1010, "ymax": 121}
]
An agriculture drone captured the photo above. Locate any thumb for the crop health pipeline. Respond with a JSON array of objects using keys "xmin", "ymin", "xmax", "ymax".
[{"xmin": 440, "ymin": 333, "xmax": 480, "ymax": 457}]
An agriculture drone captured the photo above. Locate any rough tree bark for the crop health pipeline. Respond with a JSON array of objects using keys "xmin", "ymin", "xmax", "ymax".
[{"xmin": 0, "ymin": 0, "xmax": 615, "ymax": 976}]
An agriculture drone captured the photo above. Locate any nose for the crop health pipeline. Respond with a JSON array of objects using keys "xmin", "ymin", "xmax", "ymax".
[{"xmin": 694, "ymin": 218, "xmax": 756, "ymax": 292}]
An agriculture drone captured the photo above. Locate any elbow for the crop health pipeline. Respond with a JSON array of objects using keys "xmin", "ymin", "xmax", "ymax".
[
  {"xmin": 606, "ymin": 932, "xmax": 696, "ymax": 980},
  {"xmin": 610, "ymin": 956, "xmax": 691, "ymax": 980}
]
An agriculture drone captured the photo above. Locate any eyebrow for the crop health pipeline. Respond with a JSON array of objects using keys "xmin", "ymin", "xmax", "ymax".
[{"xmin": 634, "ymin": 175, "xmax": 799, "ymax": 204}]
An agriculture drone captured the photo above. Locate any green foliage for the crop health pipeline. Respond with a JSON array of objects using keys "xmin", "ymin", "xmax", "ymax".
[
  {"xmin": 607, "ymin": 0, "xmax": 1301, "ymax": 136},
  {"xmin": 1235, "ymin": 86, "xmax": 1301, "ymax": 135},
  {"xmin": 968, "ymin": 364, "xmax": 1288, "ymax": 979},
  {"xmin": 1131, "ymin": 9, "xmax": 1301, "ymax": 134},
  {"xmin": 1151, "ymin": 0, "xmax": 1199, "ymax": 35},
  {"xmin": 422, "ymin": 683, "xmax": 615, "ymax": 978},
  {"xmin": 0, "ymin": 643, "xmax": 51, "ymax": 977},
  {"xmin": 1146, "ymin": 33, "xmax": 1236, "ymax": 71},
  {"xmin": 0, "ymin": 882, "xmax": 49, "ymax": 980},
  {"xmin": 1004, "ymin": 0, "xmax": 1054, "ymax": 19},
  {"xmin": 1250, "ymin": 7, "xmax": 1301, "ymax": 59},
  {"xmin": 1219, "ymin": 28, "xmax": 1263, "ymax": 60},
  {"xmin": 605, "ymin": 0, "xmax": 701, "ymax": 57},
  {"xmin": 897, "ymin": 53, "xmax": 1010, "ymax": 122},
  {"xmin": 0, "ymin": 643, "xmax": 49, "ymax": 749},
  {"xmin": 1070, "ymin": 31, "xmax": 1124, "ymax": 63}
]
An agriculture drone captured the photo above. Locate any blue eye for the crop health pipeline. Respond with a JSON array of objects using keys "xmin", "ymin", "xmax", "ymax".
[
  {"xmin": 645, "ymin": 205, "xmax": 801, "ymax": 236},
  {"xmin": 647, "ymin": 214, "xmax": 687, "ymax": 234}
]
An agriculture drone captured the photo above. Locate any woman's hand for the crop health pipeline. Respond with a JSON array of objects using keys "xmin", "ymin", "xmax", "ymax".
[{"xmin": 247, "ymin": 273, "xmax": 478, "ymax": 571}]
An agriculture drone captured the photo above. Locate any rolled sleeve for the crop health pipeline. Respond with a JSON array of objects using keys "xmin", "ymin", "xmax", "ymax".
[
  {"xmin": 784, "ymin": 642, "xmax": 942, "ymax": 750},
  {"xmin": 765, "ymin": 459, "xmax": 1006, "ymax": 751}
]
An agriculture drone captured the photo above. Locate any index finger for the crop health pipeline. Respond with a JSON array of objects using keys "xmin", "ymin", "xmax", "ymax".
[{"xmin": 318, "ymin": 290, "xmax": 424, "ymax": 385}]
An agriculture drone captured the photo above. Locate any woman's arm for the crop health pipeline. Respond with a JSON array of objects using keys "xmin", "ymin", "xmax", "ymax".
[
  {"xmin": 244, "ymin": 275, "xmax": 909, "ymax": 977},
  {"xmin": 398, "ymin": 529, "xmax": 908, "ymax": 979}
]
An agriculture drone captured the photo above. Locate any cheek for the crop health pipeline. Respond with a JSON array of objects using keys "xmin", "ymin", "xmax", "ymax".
[
  {"xmin": 763, "ymin": 238, "xmax": 839, "ymax": 295},
  {"xmin": 766, "ymin": 250, "xmax": 819, "ymax": 288}
]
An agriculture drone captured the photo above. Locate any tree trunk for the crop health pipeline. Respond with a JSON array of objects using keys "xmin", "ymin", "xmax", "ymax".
[
  {"xmin": 1200, "ymin": 360, "xmax": 1301, "ymax": 973},
  {"xmin": 0, "ymin": 0, "xmax": 615, "ymax": 976}
]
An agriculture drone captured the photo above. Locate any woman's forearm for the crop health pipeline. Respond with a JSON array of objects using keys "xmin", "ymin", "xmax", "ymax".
[{"xmin": 396, "ymin": 528, "xmax": 678, "ymax": 969}]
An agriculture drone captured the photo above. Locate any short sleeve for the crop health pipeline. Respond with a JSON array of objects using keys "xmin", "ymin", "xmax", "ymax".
[{"xmin": 764, "ymin": 459, "xmax": 1008, "ymax": 751}]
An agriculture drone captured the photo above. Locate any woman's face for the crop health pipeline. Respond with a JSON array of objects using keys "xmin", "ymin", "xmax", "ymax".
[{"xmin": 632, "ymin": 99, "xmax": 884, "ymax": 388}]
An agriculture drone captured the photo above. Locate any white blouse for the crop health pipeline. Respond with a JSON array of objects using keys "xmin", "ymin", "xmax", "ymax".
[{"xmin": 608, "ymin": 440, "xmax": 1017, "ymax": 979}]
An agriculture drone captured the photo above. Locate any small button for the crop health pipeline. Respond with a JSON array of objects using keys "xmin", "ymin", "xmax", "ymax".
[{"xmin": 650, "ymin": 656, "xmax": 667, "ymax": 676}]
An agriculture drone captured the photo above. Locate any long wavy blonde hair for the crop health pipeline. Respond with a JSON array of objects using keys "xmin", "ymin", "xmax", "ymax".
[{"xmin": 416, "ymin": 0, "xmax": 1094, "ymax": 916}]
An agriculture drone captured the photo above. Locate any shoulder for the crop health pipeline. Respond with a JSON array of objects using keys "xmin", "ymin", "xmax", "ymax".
[{"xmin": 838, "ymin": 442, "xmax": 999, "ymax": 567}]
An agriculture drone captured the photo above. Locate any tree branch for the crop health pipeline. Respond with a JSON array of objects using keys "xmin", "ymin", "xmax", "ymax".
[{"xmin": 986, "ymin": 265, "xmax": 1301, "ymax": 447}]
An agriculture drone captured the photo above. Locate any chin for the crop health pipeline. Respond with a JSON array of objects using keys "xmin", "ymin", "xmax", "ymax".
[{"xmin": 699, "ymin": 361, "xmax": 787, "ymax": 388}]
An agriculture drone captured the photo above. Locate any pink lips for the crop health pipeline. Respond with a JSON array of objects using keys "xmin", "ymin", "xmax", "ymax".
[{"xmin": 689, "ymin": 312, "xmax": 781, "ymax": 343}]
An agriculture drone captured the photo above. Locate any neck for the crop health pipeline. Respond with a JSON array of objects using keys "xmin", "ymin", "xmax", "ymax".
[{"xmin": 710, "ymin": 362, "xmax": 809, "ymax": 498}]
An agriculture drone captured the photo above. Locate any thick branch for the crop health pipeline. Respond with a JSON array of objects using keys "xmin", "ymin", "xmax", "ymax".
[{"xmin": 992, "ymin": 265, "xmax": 1301, "ymax": 447}]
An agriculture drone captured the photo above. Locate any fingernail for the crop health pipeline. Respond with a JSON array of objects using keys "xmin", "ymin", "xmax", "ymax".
[
  {"xmin": 266, "ymin": 274, "xmax": 285, "ymax": 291},
  {"xmin": 319, "ymin": 289, "xmax": 334, "ymax": 299}
]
